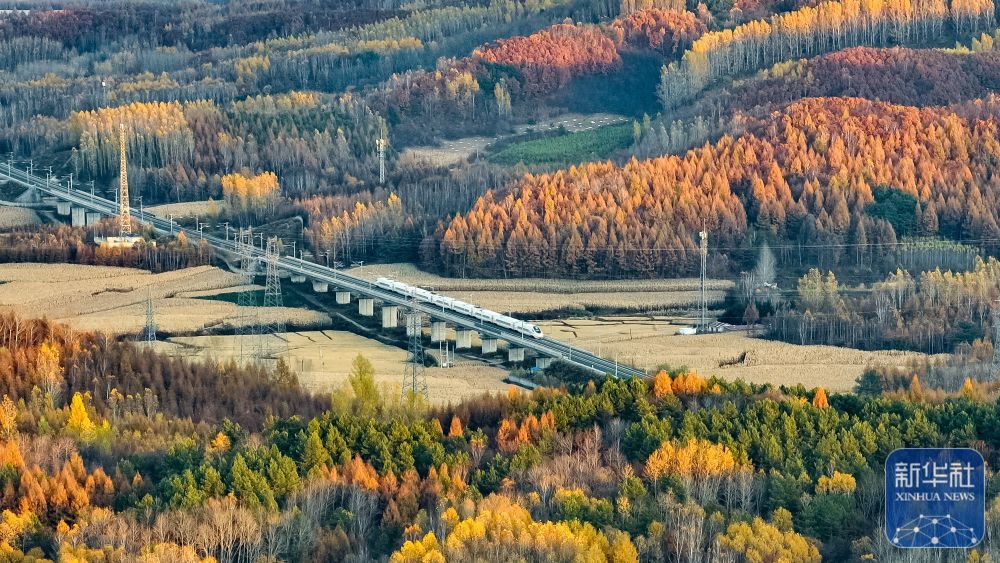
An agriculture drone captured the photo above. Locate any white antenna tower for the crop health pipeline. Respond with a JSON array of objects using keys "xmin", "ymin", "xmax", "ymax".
[
  {"xmin": 403, "ymin": 302, "xmax": 427, "ymax": 401},
  {"xmin": 118, "ymin": 124, "xmax": 131, "ymax": 237},
  {"xmin": 376, "ymin": 135, "xmax": 387, "ymax": 185},
  {"xmin": 699, "ymin": 230, "xmax": 708, "ymax": 330}
]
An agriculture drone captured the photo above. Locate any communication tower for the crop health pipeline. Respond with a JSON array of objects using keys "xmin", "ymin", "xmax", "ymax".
[
  {"xmin": 118, "ymin": 124, "xmax": 131, "ymax": 237},
  {"xmin": 98, "ymin": 125, "xmax": 141, "ymax": 247},
  {"xmin": 376, "ymin": 133, "xmax": 388, "ymax": 185}
]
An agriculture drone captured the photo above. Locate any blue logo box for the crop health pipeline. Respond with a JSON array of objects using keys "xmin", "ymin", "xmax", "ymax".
[{"xmin": 885, "ymin": 448, "xmax": 985, "ymax": 548}]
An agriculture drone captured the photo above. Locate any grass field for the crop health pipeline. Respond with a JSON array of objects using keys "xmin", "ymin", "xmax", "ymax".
[
  {"xmin": 541, "ymin": 317, "xmax": 942, "ymax": 391},
  {"xmin": 350, "ymin": 263, "xmax": 730, "ymax": 314},
  {"xmin": 146, "ymin": 200, "xmax": 229, "ymax": 218},
  {"xmin": 401, "ymin": 113, "xmax": 626, "ymax": 167},
  {"xmin": 489, "ymin": 122, "xmax": 633, "ymax": 166},
  {"xmin": 154, "ymin": 331, "xmax": 510, "ymax": 404},
  {"xmin": 0, "ymin": 263, "xmax": 328, "ymax": 334}
]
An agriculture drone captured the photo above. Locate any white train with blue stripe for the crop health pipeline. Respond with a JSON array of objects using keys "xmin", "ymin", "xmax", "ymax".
[{"xmin": 374, "ymin": 277, "xmax": 544, "ymax": 339}]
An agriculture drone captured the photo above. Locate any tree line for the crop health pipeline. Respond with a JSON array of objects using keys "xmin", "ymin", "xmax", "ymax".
[
  {"xmin": 658, "ymin": 0, "xmax": 996, "ymax": 110},
  {"xmin": 0, "ymin": 225, "xmax": 214, "ymax": 273}
]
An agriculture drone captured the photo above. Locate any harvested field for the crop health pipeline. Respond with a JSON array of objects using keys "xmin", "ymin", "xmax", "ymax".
[
  {"xmin": 0, "ymin": 207, "xmax": 40, "ymax": 228},
  {"xmin": 401, "ymin": 137, "xmax": 493, "ymax": 167},
  {"xmin": 146, "ymin": 200, "xmax": 228, "ymax": 218},
  {"xmin": 446, "ymin": 290, "xmax": 722, "ymax": 314},
  {"xmin": 350, "ymin": 263, "xmax": 731, "ymax": 313},
  {"xmin": 154, "ymin": 331, "xmax": 509, "ymax": 404},
  {"xmin": 0, "ymin": 263, "xmax": 327, "ymax": 334},
  {"xmin": 351, "ymin": 263, "xmax": 730, "ymax": 293},
  {"xmin": 540, "ymin": 317, "xmax": 942, "ymax": 391}
]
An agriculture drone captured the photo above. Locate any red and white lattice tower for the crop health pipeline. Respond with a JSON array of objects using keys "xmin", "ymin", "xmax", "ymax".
[{"xmin": 118, "ymin": 124, "xmax": 132, "ymax": 237}]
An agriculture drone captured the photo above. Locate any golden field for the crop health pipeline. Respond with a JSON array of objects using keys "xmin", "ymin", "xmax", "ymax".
[
  {"xmin": 154, "ymin": 331, "xmax": 509, "ymax": 405},
  {"xmin": 146, "ymin": 199, "xmax": 229, "ymax": 218},
  {"xmin": 0, "ymin": 263, "xmax": 328, "ymax": 334},
  {"xmin": 540, "ymin": 317, "xmax": 940, "ymax": 391},
  {"xmin": 350, "ymin": 263, "xmax": 731, "ymax": 314}
]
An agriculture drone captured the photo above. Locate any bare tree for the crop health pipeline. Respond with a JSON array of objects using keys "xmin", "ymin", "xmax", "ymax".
[{"xmin": 347, "ymin": 486, "xmax": 378, "ymax": 560}]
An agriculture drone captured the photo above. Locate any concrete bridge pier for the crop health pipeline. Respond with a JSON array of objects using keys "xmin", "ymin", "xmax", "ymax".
[
  {"xmin": 71, "ymin": 207, "xmax": 86, "ymax": 227},
  {"xmin": 359, "ymin": 298, "xmax": 374, "ymax": 317},
  {"xmin": 535, "ymin": 357, "xmax": 553, "ymax": 369},
  {"xmin": 455, "ymin": 329, "xmax": 474, "ymax": 350},
  {"xmin": 335, "ymin": 291, "xmax": 351, "ymax": 305},
  {"xmin": 381, "ymin": 305, "xmax": 399, "ymax": 328},
  {"xmin": 430, "ymin": 321, "xmax": 447, "ymax": 343},
  {"xmin": 481, "ymin": 338, "xmax": 498, "ymax": 354},
  {"xmin": 56, "ymin": 201, "xmax": 71, "ymax": 216},
  {"xmin": 85, "ymin": 212, "xmax": 102, "ymax": 225},
  {"xmin": 406, "ymin": 313, "xmax": 421, "ymax": 336},
  {"xmin": 507, "ymin": 348, "xmax": 525, "ymax": 363},
  {"xmin": 312, "ymin": 281, "xmax": 328, "ymax": 293},
  {"xmin": 290, "ymin": 275, "xmax": 306, "ymax": 283}
]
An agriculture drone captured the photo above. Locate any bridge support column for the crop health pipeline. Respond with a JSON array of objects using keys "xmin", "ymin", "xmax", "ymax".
[
  {"xmin": 406, "ymin": 313, "xmax": 421, "ymax": 336},
  {"xmin": 335, "ymin": 291, "xmax": 351, "ymax": 304},
  {"xmin": 70, "ymin": 207, "xmax": 86, "ymax": 227},
  {"xmin": 535, "ymin": 357, "xmax": 553, "ymax": 369},
  {"xmin": 359, "ymin": 298, "xmax": 374, "ymax": 317},
  {"xmin": 312, "ymin": 281, "xmax": 328, "ymax": 293},
  {"xmin": 430, "ymin": 321, "xmax": 447, "ymax": 343},
  {"xmin": 85, "ymin": 212, "xmax": 102, "ymax": 225},
  {"xmin": 455, "ymin": 329, "xmax": 473, "ymax": 350},
  {"xmin": 290, "ymin": 275, "xmax": 306, "ymax": 283},
  {"xmin": 56, "ymin": 201, "xmax": 71, "ymax": 216},
  {"xmin": 381, "ymin": 305, "xmax": 399, "ymax": 328},
  {"xmin": 481, "ymin": 338, "xmax": 498, "ymax": 354},
  {"xmin": 507, "ymin": 347, "xmax": 525, "ymax": 363}
]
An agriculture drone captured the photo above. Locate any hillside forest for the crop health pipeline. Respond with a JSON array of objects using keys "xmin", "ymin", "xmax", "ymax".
[{"xmin": 0, "ymin": 312, "xmax": 993, "ymax": 561}]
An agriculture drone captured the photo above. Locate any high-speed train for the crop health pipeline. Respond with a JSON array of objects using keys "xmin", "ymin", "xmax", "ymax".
[{"xmin": 375, "ymin": 277, "xmax": 544, "ymax": 339}]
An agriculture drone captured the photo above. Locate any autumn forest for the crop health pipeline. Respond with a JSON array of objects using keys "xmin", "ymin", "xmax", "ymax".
[{"xmin": 3, "ymin": 0, "xmax": 1000, "ymax": 560}]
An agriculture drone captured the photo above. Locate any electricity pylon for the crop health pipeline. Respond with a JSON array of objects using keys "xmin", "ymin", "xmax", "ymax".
[
  {"xmin": 257, "ymin": 237, "xmax": 287, "ymax": 361},
  {"xmin": 403, "ymin": 304, "xmax": 427, "ymax": 401},
  {"xmin": 235, "ymin": 229, "xmax": 259, "ymax": 364},
  {"xmin": 142, "ymin": 289, "xmax": 156, "ymax": 343},
  {"xmin": 118, "ymin": 124, "xmax": 131, "ymax": 237}
]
